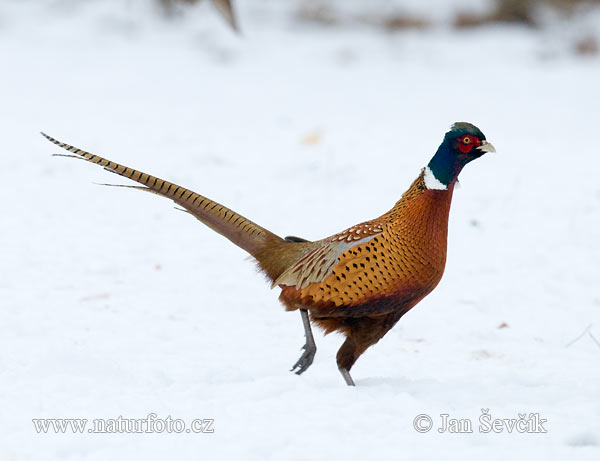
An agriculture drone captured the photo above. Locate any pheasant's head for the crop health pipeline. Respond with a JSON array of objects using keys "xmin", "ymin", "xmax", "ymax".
[{"xmin": 425, "ymin": 122, "xmax": 495, "ymax": 190}]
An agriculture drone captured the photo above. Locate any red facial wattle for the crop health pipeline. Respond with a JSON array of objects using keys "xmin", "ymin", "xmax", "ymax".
[{"xmin": 457, "ymin": 135, "xmax": 481, "ymax": 154}]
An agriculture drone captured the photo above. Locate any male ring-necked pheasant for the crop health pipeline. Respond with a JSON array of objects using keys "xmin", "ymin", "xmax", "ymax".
[{"xmin": 42, "ymin": 122, "xmax": 495, "ymax": 386}]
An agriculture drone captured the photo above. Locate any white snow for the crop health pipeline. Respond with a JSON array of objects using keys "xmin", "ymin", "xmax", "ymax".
[{"xmin": 2, "ymin": 1, "xmax": 600, "ymax": 460}]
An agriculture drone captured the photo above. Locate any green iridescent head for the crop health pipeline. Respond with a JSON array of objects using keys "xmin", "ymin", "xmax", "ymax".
[{"xmin": 426, "ymin": 122, "xmax": 495, "ymax": 189}]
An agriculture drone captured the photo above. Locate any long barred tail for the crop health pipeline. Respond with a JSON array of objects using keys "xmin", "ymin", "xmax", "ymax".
[{"xmin": 42, "ymin": 132, "xmax": 284, "ymax": 256}]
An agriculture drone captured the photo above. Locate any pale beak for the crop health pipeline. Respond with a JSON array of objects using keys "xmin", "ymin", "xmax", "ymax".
[{"xmin": 477, "ymin": 140, "xmax": 496, "ymax": 153}]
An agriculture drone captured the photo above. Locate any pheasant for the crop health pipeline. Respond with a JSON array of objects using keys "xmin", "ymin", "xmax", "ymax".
[{"xmin": 42, "ymin": 122, "xmax": 495, "ymax": 386}]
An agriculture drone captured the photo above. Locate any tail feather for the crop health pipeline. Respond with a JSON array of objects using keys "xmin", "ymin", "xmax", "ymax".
[{"xmin": 42, "ymin": 132, "xmax": 284, "ymax": 256}]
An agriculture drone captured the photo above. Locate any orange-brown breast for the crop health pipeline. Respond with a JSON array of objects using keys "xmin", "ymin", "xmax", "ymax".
[{"xmin": 279, "ymin": 174, "xmax": 455, "ymax": 317}]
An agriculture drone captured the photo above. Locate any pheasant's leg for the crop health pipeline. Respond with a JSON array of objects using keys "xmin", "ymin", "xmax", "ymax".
[
  {"xmin": 335, "ymin": 312, "xmax": 406, "ymax": 386},
  {"xmin": 290, "ymin": 309, "xmax": 317, "ymax": 375},
  {"xmin": 337, "ymin": 336, "xmax": 358, "ymax": 386},
  {"xmin": 339, "ymin": 368, "xmax": 356, "ymax": 386}
]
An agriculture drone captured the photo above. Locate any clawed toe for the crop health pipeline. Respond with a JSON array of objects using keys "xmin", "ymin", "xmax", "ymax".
[
  {"xmin": 291, "ymin": 309, "xmax": 317, "ymax": 376},
  {"xmin": 290, "ymin": 344, "xmax": 316, "ymax": 375}
]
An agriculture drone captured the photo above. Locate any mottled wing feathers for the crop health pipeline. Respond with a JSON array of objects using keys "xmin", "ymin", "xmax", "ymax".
[
  {"xmin": 295, "ymin": 229, "xmax": 417, "ymax": 308},
  {"xmin": 273, "ymin": 222, "xmax": 383, "ymax": 289},
  {"xmin": 42, "ymin": 133, "xmax": 283, "ymax": 255},
  {"xmin": 278, "ymin": 174, "xmax": 452, "ymax": 312}
]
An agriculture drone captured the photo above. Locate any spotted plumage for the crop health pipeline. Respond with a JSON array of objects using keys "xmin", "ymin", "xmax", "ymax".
[{"xmin": 43, "ymin": 122, "xmax": 495, "ymax": 386}]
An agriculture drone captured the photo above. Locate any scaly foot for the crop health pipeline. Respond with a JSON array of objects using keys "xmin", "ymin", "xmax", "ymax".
[
  {"xmin": 290, "ymin": 309, "xmax": 317, "ymax": 375},
  {"xmin": 290, "ymin": 341, "xmax": 317, "ymax": 375}
]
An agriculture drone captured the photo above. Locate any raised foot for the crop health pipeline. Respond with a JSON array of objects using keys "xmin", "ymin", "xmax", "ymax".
[
  {"xmin": 290, "ymin": 342, "xmax": 317, "ymax": 375},
  {"xmin": 339, "ymin": 367, "xmax": 356, "ymax": 386}
]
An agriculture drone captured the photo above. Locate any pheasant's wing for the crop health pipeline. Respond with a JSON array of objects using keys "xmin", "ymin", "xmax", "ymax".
[
  {"xmin": 284, "ymin": 235, "xmax": 310, "ymax": 243},
  {"xmin": 274, "ymin": 222, "xmax": 383, "ymax": 290}
]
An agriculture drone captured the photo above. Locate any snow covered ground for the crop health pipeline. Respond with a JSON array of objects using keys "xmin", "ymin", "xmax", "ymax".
[{"xmin": 2, "ymin": 0, "xmax": 600, "ymax": 459}]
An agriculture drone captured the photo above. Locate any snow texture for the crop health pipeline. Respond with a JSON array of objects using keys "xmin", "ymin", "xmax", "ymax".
[{"xmin": 1, "ymin": 0, "xmax": 600, "ymax": 460}]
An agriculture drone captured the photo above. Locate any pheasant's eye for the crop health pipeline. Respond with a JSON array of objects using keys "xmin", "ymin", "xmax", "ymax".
[{"xmin": 463, "ymin": 136, "xmax": 471, "ymax": 144}]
